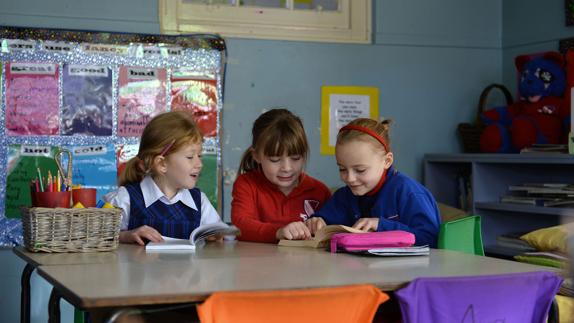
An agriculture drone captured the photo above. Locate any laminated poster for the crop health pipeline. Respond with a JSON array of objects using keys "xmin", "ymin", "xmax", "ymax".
[
  {"xmin": 62, "ymin": 64, "xmax": 113, "ymax": 136},
  {"xmin": 116, "ymin": 143, "xmax": 140, "ymax": 179},
  {"xmin": 171, "ymin": 70, "xmax": 218, "ymax": 137},
  {"xmin": 65, "ymin": 144, "xmax": 117, "ymax": 201},
  {"xmin": 118, "ymin": 67, "xmax": 167, "ymax": 137},
  {"xmin": 5, "ymin": 145, "xmax": 59, "ymax": 218},
  {"xmin": 320, "ymin": 86, "xmax": 379, "ymax": 155},
  {"xmin": 197, "ymin": 148, "xmax": 218, "ymax": 208},
  {"xmin": 5, "ymin": 62, "xmax": 60, "ymax": 135}
]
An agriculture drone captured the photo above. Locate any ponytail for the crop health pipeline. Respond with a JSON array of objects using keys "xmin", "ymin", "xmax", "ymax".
[
  {"xmin": 118, "ymin": 157, "xmax": 147, "ymax": 186},
  {"xmin": 238, "ymin": 146, "xmax": 259, "ymax": 175}
]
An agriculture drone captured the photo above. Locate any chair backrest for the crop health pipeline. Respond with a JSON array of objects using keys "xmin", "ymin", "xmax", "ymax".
[
  {"xmin": 395, "ymin": 271, "xmax": 562, "ymax": 323},
  {"xmin": 196, "ymin": 284, "xmax": 389, "ymax": 323},
  {"xmin": 438, "ymin": 215, "xmax": 485, "ymax": 256}
]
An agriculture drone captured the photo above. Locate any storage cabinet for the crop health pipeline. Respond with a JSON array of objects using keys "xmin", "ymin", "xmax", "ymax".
[{"xmin": 423, "ymin": 154, "xmax": 574, "ymax": 253}]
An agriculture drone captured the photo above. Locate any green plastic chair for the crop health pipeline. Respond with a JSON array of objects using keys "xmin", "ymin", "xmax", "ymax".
[{"xmin": 438, "ymin": 215, "xmax": 485, "ymax": 256}]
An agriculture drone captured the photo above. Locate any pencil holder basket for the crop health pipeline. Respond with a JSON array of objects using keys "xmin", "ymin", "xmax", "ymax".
[
  {"xmin": 458, "ymin": 83, "xmax": 513, "ymax": 153},
  {"xmin": 22, "ymin": 207, "xmax": 122, "ymax": 253}
]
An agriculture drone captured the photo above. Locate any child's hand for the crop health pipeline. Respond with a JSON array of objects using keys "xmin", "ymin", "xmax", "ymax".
[
  {"xmin": 305, "ymin": 217, "xmax": 326, "ymax": 235},
  {"xmin": 276, "ymin": 222, "xmax": 312, "ymax": 240},
  {"xmin": 120, "ymin": 225, "xmax": 163, "ymax": 245},
  {"xmin": 352, "ymin": 218, "xmax": 379, "ymax": 232}
]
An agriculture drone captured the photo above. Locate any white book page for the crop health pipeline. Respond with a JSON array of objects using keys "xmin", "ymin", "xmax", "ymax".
[
  {"xmin": 145, "ymin": 236, "xmax": 194, "ymax": 250},
  {"xmin": 190, "ymin": 222, "xmax": 239, "ymax": 245}
]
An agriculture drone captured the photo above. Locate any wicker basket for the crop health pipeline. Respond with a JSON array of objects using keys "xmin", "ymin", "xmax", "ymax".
[
  {"xmin": 22, "ymin": 207, "xmax": 122, "ymax": 253},
  {"xmin": 458, "ymin": 83, "xmax": 513, "ymax": 153}
]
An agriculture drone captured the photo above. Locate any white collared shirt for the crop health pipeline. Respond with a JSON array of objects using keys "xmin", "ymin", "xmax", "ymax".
[{"xmin": 104, "ymin": 176, "xmax": 222, "ymax": 231}]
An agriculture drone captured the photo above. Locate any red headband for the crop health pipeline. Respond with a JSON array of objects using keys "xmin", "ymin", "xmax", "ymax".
[{"xmin": 339, "ymin": 124, "xmax": 389, "ymax": 152}]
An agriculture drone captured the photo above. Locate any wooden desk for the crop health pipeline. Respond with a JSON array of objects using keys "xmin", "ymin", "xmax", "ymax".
[
  {"xmin": 13, "ymin": 245, "xmax": 142, "ymax": 323},
  {"xmin": 37, "ymin": 241, "xmax": 558, "ymax": 322}
]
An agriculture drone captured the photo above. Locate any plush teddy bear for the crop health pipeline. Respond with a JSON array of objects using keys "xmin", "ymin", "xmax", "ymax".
[{"xmin": 479, "ymin": 51, "xmax": 569, "ymax": 153}]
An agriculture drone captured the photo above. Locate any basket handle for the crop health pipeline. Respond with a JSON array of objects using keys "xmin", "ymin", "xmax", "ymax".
[{"xmin": 476, "ymin": 83, "xmax": 513, "ymax": 120}]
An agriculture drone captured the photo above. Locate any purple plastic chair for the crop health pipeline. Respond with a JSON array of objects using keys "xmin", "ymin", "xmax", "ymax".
[{"xmin": 395, "ymin": 271, "xmax": 562, "ymax": 323}]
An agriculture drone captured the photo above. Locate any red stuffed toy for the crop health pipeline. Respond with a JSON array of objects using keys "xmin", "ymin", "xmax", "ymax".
[{"xmin": 480, "ymin": 51, "xmax": 569, "ymax": 153}]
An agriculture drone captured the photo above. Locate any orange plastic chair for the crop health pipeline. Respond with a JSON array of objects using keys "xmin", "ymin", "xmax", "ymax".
[{"xmin": 197, "ymin": 284, "xmax": 389, "ymax": 323}]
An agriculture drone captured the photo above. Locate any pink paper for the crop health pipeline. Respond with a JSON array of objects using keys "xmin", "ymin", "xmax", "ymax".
[{"xmin": 5, "ymin": 62, "xmax": 60, "ymax": 135}]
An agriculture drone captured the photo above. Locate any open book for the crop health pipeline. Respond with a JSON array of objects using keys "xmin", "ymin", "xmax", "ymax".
[
  {"xmin": 278, "ymin": 224, "xmax": 364, "ymax": 248},
  {"xmin": 145, "ymin": 222, "xmax": 240, "ymax": 251}
]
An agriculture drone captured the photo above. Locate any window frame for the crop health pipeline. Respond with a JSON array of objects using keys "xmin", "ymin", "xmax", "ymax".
[{"xmin": 159, "ymin": 0, "xmax": 371, "ymax": 44}]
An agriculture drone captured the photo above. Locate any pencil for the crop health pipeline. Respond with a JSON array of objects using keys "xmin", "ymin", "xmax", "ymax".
[
  {"xmin": 47, "ymin": 171, "xmax": 52, "ymax": 192},
  {"xmin": 37, "ymin": 168, "xmax": 44, "ymax": 192}
]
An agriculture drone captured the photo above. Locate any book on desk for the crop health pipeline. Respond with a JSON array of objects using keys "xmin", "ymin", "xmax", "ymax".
[
  {"xmin": 146, "ymin": 222, "xmax": 240, "ymax": 251},
  {"xmin": 278, "ymin": 224, "xmax": 363, "ymax": 248}
]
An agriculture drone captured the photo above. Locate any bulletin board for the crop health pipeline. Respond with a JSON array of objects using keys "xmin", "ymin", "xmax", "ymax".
[{"xmin": 0, "ymin": 26, "xmax": 226, "ymax": 246}]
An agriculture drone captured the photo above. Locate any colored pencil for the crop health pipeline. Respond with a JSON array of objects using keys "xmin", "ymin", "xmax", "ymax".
[
  {"xmin": 37, "ymin": 168, "xmax": 44, "ymax": 192},
  {"xmin": 56, "ymin": 171, "xmax": 61, "ymax": 192}
]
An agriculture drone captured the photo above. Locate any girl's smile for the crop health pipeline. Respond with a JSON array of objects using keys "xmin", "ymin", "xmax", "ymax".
[
  {"xmin": 336, "ymin": 140, "xmax": 393, "ymax": 196},
  {"xmin": 254, "ymin": 152, "xmax": 304, "ymax": 195}
]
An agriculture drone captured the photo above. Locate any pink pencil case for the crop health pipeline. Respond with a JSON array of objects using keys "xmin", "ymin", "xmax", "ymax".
[{"xmin": 330, "ymin": 230, "xmax": 415, "ymax": 253}]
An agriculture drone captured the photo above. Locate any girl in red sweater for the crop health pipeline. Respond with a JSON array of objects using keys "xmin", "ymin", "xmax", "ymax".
[{"xmin": 231, "ymin": 108, "xmax": 331, "ymax": 243}]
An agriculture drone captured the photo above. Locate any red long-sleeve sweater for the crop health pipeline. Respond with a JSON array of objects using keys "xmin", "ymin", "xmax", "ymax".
[{"xmin": 231, "ymin": 170, "xmax": 331, "ymax": 243}]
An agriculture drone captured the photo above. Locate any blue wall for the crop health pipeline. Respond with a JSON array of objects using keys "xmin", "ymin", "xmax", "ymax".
[
  {"xmin": 0, "ymin": 0, "xmax": 504, "ymax": 222},
  {"xmin": 502, "ymin": 0, "xmax": 573, "ymax": 93},
  {"xmin": 223, "ymin": 0, "xmax": 502, "ymax": 221},
  {"xmin": 0, "ymin": 0, "xmax": 533, "ymax": 322}
]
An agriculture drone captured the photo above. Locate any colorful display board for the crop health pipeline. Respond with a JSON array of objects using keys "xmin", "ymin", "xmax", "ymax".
[{"xmin": 0, "ymin": 26, "xmax": 226, "ymax": 246}]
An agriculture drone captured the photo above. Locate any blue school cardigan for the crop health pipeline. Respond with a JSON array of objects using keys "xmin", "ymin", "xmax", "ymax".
[{"xmin": 313, "ymin": 166, "xmax": 440, "ymax": 247}]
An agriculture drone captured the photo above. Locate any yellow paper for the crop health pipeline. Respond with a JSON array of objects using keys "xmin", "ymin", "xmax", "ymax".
[
  {"xmin": 320, "ymin": 86, "xmax": 379, "ymax": 155},
  {"xmin": 73, "ymin": 202, "xmax": 85, "ymax": 208},
  {"xmin": 102, "ymin": 202, "xmax": 115, "ymax": 209}
]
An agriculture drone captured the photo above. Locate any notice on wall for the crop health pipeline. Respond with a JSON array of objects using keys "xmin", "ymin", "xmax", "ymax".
[
  {"xmin": 171, "ymin": 70, "xmax": 218, "ymax": 137},
  {"xmin": 62, "ymin": 64, "xmax": 113, "ymax": 136},
  {"xmin": 118, "ymin": 67, "xmax": 167, "ymax": 137},
  {"xmin": 320, "ymin": 86, "xmax": 379, "ymax": 155},
  {"xmin": 5, "ymin": 63, "xmax": 60, "ymax": 135},
  {"xmin": 5, "ymin": 145, "xmax": 59, "ymax": 218},
  {"xmin": 65, "ymin": 144, "xmax": 117, "ymax": 201}
]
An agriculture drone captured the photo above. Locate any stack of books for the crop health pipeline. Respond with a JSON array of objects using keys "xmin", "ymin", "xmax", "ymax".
[
  {"xmin": 499, "ymin": 183, "xmax": 574, "ymax": 207},
  {"xmin": 495, "ymin": 232, "xmax": 536, "ymax": 252},
  {"xmin": 485, "ymin": 232, "xmax": 535, "ymax": 259},
  {"xmin": 520, "ymin": 144, "xmax": 568, "ymax": 154}
]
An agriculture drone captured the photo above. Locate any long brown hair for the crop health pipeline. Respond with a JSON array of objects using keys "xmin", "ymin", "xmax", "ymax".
[
  {"xmin": 238, "ymin": 108, "xmax": 309, "ymax": 174},
  {"xmin": 337, "ymin": 118, "xmax": 393, "ymax": 153},
  {"xmin": 118, "ymin": 110, "xmax": 203, "ymax": 186}
]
